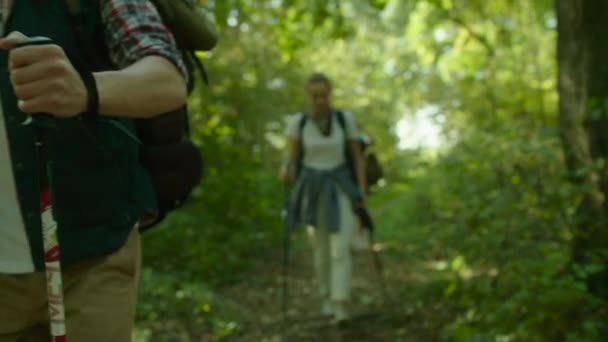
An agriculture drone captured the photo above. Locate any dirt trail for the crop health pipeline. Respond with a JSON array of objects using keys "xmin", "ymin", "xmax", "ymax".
[{"xmin": 208, "ymin": 237, "xmax": 443, "ymax": 342}]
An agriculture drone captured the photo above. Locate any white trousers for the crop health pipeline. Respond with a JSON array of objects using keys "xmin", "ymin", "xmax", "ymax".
[{"xmin": 307, "ymin": 190, "xmax": 355, "ymax": 301}]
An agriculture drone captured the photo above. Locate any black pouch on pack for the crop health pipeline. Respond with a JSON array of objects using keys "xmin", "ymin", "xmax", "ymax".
[{"xmin": 136, "ymin": 107, "xmax": 203, "ymax": 228}]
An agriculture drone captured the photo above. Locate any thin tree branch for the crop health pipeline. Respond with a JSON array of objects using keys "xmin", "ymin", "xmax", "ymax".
[
  {"xmin": 426, "ymin": 1, "xmax": 495, "ymax": 57},
  {"xmin": 448, "ymin": 15, "xmax": 495, "ymax": 57}
]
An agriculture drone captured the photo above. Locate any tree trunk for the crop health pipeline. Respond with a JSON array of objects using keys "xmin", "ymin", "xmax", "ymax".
[{"xmin": 557, "ymin": 0, "xmax": 608, "ymax": 298}]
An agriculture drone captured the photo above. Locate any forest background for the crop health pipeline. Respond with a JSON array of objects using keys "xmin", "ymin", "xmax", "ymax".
[{"xmin": 134, "ymin": 1, "xmax": 608, "ymax": 341}]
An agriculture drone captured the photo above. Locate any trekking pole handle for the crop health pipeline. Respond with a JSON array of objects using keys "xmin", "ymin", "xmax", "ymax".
[{"xmin": 15, "ymin": 36, "xmax": 57, "ymax": 129}]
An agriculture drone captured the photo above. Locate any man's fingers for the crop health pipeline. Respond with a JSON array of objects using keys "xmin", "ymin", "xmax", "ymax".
[
  {"xmin": 9, "ymin": 44, "xmax": 65, "ymax": 69},
  {"xmin": 14, "ymin": 79, "xmax": 65, "ymax": 102},
  {"xmin": 18, "ymin": 94, "xmax": 65, "ymax": 114},
  {"xmin": 0, "ymin": 31, "xmax": 28, "ymax": 50},
  {"xmin": 10, "ymin": 56, "xmax": 69, "ymax": 85}
]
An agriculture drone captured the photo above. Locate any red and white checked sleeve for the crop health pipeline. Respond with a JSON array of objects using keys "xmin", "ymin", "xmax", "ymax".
[{"xmin": 100, "ymin": 0, "xmax": 188, "ymax": 81}]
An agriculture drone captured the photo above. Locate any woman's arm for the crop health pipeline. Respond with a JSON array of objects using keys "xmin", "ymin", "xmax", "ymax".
[
  {"xmin": 343, "ymin": 111, "xmax": 366, "ymax": 202},
  {"xmin": 349, "ymin": 140, "xmax": 367, "ymax": 203},
  {"xmin": 280, "ymin": 138, "xmax": 299, "ymax": 184}
]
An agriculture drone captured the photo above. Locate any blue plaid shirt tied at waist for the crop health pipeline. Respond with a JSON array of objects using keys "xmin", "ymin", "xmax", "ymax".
[{"xmin": 286, "ymin": 164, "xmax": 361, "ymax": 234}]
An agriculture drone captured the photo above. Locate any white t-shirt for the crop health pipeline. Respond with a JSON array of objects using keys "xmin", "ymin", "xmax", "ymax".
[{"xmin": 285, "ymin": 111, "xmax": 359, "ymax": 170}]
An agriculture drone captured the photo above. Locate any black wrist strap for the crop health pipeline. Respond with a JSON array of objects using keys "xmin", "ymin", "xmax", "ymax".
[
  {"xmin": 63, "ymin": 43, "xmax": 100, "ymax": 120},
  {"xmin": 79, "ymin": 69, "xmax": 99, "ymax": 119}
]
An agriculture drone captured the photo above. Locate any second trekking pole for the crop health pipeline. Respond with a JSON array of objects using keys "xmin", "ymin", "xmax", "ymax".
[{"xmin": 281, "ymin": 184, "xmax": 291, "ymax": 322}]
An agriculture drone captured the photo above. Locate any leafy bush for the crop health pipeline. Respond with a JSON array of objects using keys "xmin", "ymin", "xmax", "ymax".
[{"xmin": 381, "ymin": 125, "xmax": 607, "ymax": 340}]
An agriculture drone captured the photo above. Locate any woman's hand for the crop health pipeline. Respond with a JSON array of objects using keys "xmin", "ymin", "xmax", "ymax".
[
  {"xmin": 356, "ymin": 215, "xmax": 364, "ymax": 232},
  {"xmin": 279, "ymin": 165, "xmax": 290, "ymax": 184},
  {"xmin": 281, "ymin": 140, "xmax": 299, "ymax": 184},
  {"xmin": 355, "ymin": 186, "xmax": 367, "ymax": 208},
  {"xmin": 279, "ymin": 161, "xmax": 294, "ymax": 184}
]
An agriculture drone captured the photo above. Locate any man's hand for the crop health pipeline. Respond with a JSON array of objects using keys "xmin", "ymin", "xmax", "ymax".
[{"xmin": 0, "ymin": 32, "xmax": 87, "ymax": 117}]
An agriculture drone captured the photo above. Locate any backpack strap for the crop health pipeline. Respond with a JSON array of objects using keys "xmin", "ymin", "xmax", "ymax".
[
  {"xmin": 336, "ymin": 110, "xmax": 368, "ymax": 150},
  {"xmin": 298, "ymin": 114, "xmax": 308, "ymax": 134},
  {"xmin": 63, "ymin": 0, "xmax": 109, "ymax": 70},
  {"xmin": 189, "ymin": 50, "xmax": 209, "ymax": 86},
  {"xmin": 335, "ymin": 110, "xmax": 352, "ymax": 156},
  {"xmin": 295, "ymin": 114, "xmax": 308, "ymax": 178},
  {"xmin": 65, "ymin": 0, "xmax": 81, "ymax": 14},
  {"xmin": 335, "ymin": 110, "xmax": 346, "ymax": 132},
  {"xmin": 64, "ymin": 0, "xmax": 85, "ymax": 49},
  {"xmin": 64, "ymin": 0, "xmax": 85, "ymax": 46},
  {"xmin": 335, "ymin": 110, "xmax": 362, "ymax": 187}
]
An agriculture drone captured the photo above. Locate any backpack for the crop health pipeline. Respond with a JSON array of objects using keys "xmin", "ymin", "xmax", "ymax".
[
  {"xmin": 63, "ymin": 0, "xmax": 218, "ymax": 229},
  {"xmin": 297, "ymin": 111, "xmax": 384, "ymax": 192}
]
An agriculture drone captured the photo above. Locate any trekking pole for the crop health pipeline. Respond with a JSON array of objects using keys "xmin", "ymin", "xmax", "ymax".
[
  {"xmin": 281, "ymin": 224, "xmax": 290, "ymax": 321},
  {"xmin": 17, "ymin": 36, "xmax": 67, "ymax": 342},
  {"xmin": 368, "ymin": 230, "xmax": 390, "ymax": 304},
  {"xmin": 280, "ymin": 185, "xmax": 291, "ymax": 322},
  {"xmin": 356, "ymin": 205, "xmax": 390, "ymax": 304}
]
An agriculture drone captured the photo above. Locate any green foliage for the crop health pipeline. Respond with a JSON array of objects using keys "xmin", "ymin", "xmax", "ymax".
[
  {"xmin": 134, "ymin": 0, "xmax": 608, "ymax": 340},
  {"xmin": 378, "ymin": 125, "xmax": 607, "ymax": 340}
]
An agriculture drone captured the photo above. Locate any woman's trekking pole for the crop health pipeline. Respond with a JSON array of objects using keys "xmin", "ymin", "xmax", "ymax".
[
  {"xmin": 356, "ymin": 205, "xmax": 390, "ymax": 304},
  {"xmin": 369, "ymin": 230, "xmax": 390, "ymax": 304},
  {"xmin": 281, "ymin": 224, "xmax": 290, "ymax": 320},
  {"xmin": 17, "ymin": 36, "xmax": 67, "ymax": 342},
  {"xmin": 281, "ymin": 185, "xmax": 291, "ymax": 321}
]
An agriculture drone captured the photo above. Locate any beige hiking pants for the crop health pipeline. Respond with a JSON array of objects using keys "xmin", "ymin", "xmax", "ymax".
[
  {"xmin": 0, "ymin": 227, "xmax": 140, "ymax": 342},
  {"xmin": 307, "ymin": 189, "xmax": 355, "ymax": 302}
]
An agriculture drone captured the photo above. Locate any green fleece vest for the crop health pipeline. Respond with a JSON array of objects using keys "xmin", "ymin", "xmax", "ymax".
[{"xmin": 1, "ymin": 0, "xmax": 157, "ymax": 271}]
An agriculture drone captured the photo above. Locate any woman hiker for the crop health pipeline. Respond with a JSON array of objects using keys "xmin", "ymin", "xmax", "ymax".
[{"xmin": 280, "ymin": 72, "xmax": 367, "ymax": 324}]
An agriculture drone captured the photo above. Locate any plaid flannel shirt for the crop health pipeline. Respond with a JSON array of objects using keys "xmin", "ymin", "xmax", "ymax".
[
  {"xmin": 1, "ymin": 0, "xmax": 187, "ymax": 79},
  {"xmin": 101, "ymin": 0, "xmax": 188, "ymax": 79}
]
